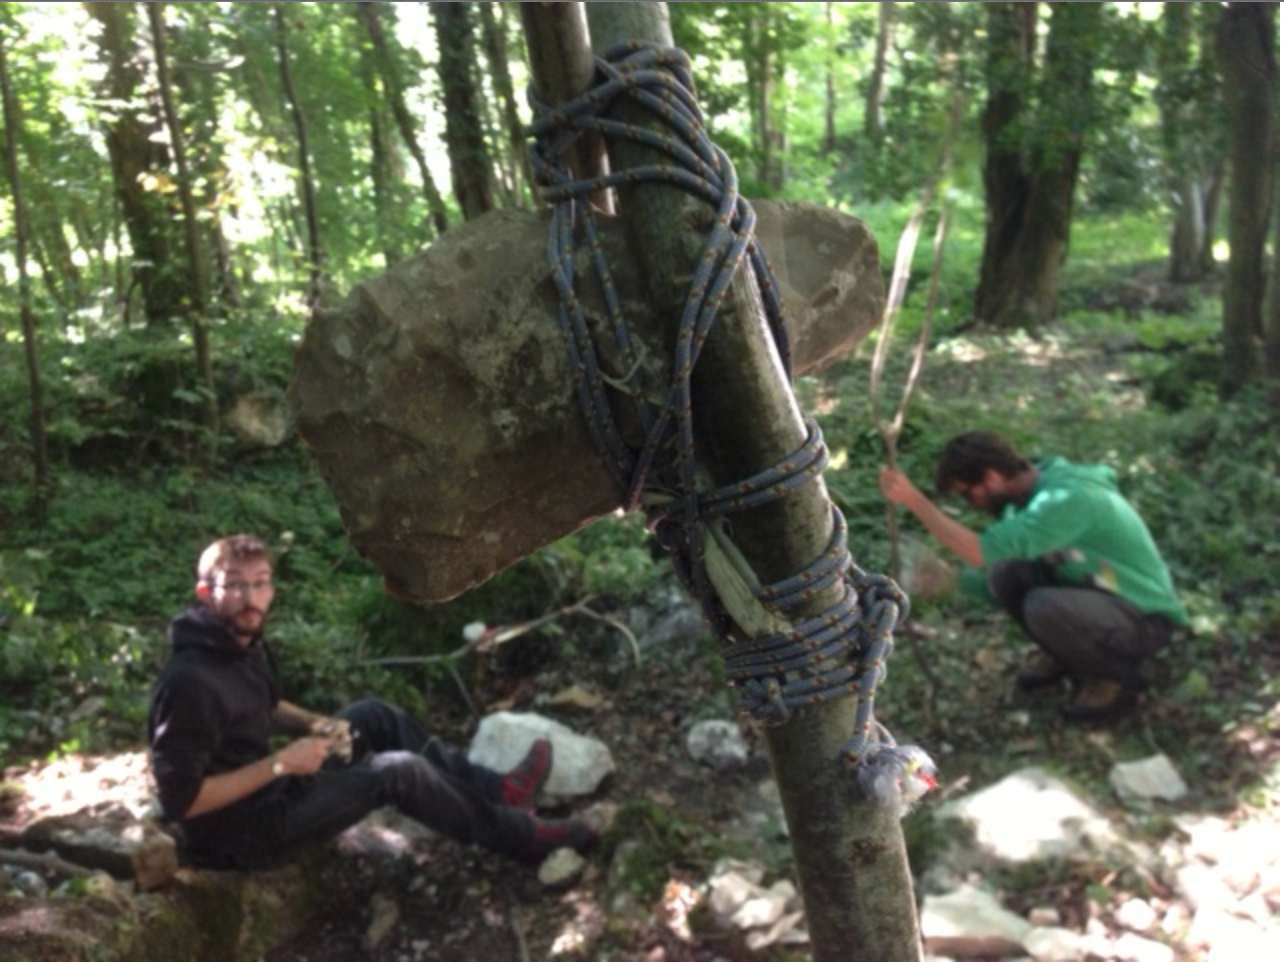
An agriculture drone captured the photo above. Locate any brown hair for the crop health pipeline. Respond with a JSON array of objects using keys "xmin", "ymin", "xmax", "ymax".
[
  {"xmin": 197, "ymin": 534, "xmax": 272, "ymax": 583},
  {"xmin": 934, "ymin": 432, "xmax": 1033, "ymax": 494}
]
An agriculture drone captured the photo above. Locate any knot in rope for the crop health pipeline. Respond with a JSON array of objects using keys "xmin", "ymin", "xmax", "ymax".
[{"xmin": 528, "ymin": 41, "xmax": 932, "ymax": 815}]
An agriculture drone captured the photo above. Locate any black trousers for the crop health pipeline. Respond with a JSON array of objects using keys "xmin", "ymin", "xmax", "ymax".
[
  {"xmin": 182, "ymin": 699, "xmax": 532, "ymax": 869},
  {"xmin": 988, "ymin": 559, "xmax": 1175, "ymax": 691}
]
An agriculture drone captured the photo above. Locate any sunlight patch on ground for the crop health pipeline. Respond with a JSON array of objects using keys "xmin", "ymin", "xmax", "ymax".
[{"xmin": 4, "ymin": 750, "xmax": 156, "ymax": 825}]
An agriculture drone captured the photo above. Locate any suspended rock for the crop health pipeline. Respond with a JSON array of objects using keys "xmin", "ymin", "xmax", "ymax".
[{"xmin": 289, "ymin": 202, "xmax": 883, "ymax": 603}]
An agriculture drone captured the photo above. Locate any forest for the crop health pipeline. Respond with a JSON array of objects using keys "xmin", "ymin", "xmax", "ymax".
[{"xmin": 0, "ymin": 3, "xmax": 1279, "ymax": 961}]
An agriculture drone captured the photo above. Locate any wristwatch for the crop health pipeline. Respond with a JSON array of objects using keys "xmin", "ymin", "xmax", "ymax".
[{"xmin": 271, "ymin": 754, "xmax": 286, "ymax": 778}]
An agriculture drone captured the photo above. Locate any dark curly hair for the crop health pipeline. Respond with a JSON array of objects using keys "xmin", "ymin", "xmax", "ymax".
[{"xmin": 934, "ymin": 432, "xmax": 1033, "ymax": 494}]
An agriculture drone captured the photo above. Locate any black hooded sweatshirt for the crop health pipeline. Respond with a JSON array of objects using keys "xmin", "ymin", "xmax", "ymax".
[{"xmin": 148, "ymin": 604, "xmax": 283, "ymax": 834}]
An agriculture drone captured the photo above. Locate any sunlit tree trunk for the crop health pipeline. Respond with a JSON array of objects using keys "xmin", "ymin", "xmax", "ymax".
[
  {"xmin": 353, "ymin": 1, "xmax": 450, "ymax": 236},
  {"xmin": 431, "ymin": 1, "xmax": 494, "ymax": 220},
  {"xmin": 974, "ymin": 1, "xmax": 1100, "ymax": 330},
  {"xmin": 82, "ymin": 0, "xmax": 189, "ymax": 327},
  {"xmin": 147, "ymin": 2, "xmax": 219, "ymax": 442},
  {"xmin": 0, "ymin": 26, "xmax": 51, "ymax": 507},
  {"xmin": 823, "ymin": 1, "xmax": 836, "ymax": 154},
  {"xmin": 743, "ymin": 6, "xmax": 784, "ymax": 192},
  {"xmin": 273, "ymin": 2, "xmax": 325, "ymax": 309},
  {"xmin": 1215, "ymin": 1, "xmax": 1278, "ymax": 394}
]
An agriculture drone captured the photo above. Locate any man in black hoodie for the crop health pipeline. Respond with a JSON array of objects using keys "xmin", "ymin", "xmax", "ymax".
[{"xmin": 148, "ymin": 533, "xmax": 597, "ymax": 869}]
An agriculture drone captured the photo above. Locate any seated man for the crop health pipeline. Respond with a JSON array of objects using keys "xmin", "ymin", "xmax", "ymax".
[
  {"xmin": 148, "ymin": 533, "xmax": 597, "ymax": 870},
  {"xmin": 879, "ymin": 431, "xmax": 1187, "ymax": 723}
]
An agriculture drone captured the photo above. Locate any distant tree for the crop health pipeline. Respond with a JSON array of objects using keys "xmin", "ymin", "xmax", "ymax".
[
  {"xmin": 272, "ymin": 2, "xmax": 324, "ymax": 308},
  {"xmin": 1215, "ymin": 1, "xmax": 1278, "ymax": 393},
  {"xmin": 974, "ymin": 1, "xmax": 1102, "ymax": 329},
  {"xmin": 864, "ymin": 0, "xmax": 896, "ymax": 142},
  {"xmin": 431, "ymin": 1, "xmax": 493, "ymax": 220},
  {"xmin": 477, "ymin": 1, "xmax": 533, "ymax": 208},
  {"xmin": 353, "ymin": 1, "xmax": 451, "ymax": 235},
  {"xmin": 1156, "ymin": 1, "xmax": 1224, "ymax": 283},
  {"xmin": 82, "ymin": 0, "xmax": 190, "ymax": 327},
  {"xmin": 0, "ymin": 17, "xmax": 50, "ymax": 505},
  {"xmin": 147, "ymin": 2, "xmax": 218, "ymax": 440}
]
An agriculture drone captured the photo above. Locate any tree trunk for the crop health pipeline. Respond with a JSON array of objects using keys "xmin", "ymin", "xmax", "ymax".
[
  {"xmin": 865, "ymin": 0, "xmax": 896, "ymax": 142},
  {"xmin": 82, "ymin": 0, "xmax": 189, "ymax": 327},
  {"xmin": 0, "ymin": 27, "xmax": 51, "ymax": 507},
  {"xmin": 147, "ymin": 2, "xmax": 219, "ymax": 441},
  {"xmin": 273, "ymin": 3, "xmax": 324, "ymax": 309},
  {"xmin": 1215, "ymin": 2, "xmax": 1277, "ymax": 394},
  {"xmin": 431, "ymin": 1, "xmax": 494, "ymax": 220},
  {"xmin": 353, "ymin": 1, "xmax": 450, "ymax": 237},
  {"xmin": 568, "ymin": 5, "xmax": 922, "ymax": 960},
  {"xmin": 974, "ymin": 1, "xmax": 1099, "ymax": 330}
]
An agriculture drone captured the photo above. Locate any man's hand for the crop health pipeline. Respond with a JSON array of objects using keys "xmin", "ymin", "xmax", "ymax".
[
  {"xmin": 879, "ymin": 466, "xmax": 921, "ymax": 507},
  {"xmin": 273, "ymin": 736, "xmax": 336, "ymax": 776},
  {"xmin": 310, "ymin": 716, "xmax": 354, "ymax": 762}
]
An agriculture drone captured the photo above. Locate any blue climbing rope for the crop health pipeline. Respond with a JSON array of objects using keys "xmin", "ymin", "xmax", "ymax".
[{"xmin": 528, "ymin": 42, "xmax": 933, "ymax": 813}]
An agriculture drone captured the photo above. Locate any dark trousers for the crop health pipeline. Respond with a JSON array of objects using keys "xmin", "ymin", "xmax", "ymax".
[
  {"xmin": 988, "ymin": 559, "xmax": 1174, "ymax": 691},
  {"xmin": 183, "ymin": 699, "xmax": 531, "ymax": 869}
]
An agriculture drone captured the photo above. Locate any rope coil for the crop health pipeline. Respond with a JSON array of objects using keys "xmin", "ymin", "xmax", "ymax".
[{"xmin": 529, "ymin": 42, "xmax": 934, "ymax": 813}]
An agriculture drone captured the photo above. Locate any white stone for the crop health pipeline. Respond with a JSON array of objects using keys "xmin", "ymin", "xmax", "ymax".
[
  {"xmin": 1109, "ymin": 755, "xmax": 1188, "ymax": 802},
  {"xmin": 935, "ymin": 767, "xmax": 1119, "ymax": 864},
  {"xmin": 1115, "ymin": 897, "xmax": 1158, "ymax": 932},
  {"xmin": 1112, "ymin": 932, "xmax": 1175, "ymax": 962},
  {"xmin": 1028, "ymin": 906, "xmax": 1061, "ymax": 927},
  {"xmin": 468, "ymin": 711, "xmax": 614, "ymax": 797},
  {"xmin": 1023, "ymin": 925, "xmax": 1086, "ymax": 961},
  {"xmin": 686, "ymin": 719, "xmax": 749, "ymax": 771},
  {"xmin": 920, "ymin": 885, "xmax": 1031, "ymax": 943},
  {"xmin": 537, "ymin": 848, "xmax": 587, "ymax": 887}
]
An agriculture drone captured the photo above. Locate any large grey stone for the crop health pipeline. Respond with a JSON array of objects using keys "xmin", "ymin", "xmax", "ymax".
[{"xmin": 289, "ymin": 203, "xmax": 883, "ymax": 602}]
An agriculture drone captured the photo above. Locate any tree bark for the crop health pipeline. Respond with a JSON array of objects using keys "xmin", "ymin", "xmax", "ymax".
[
  {"xmin": 974, "ymin": 1, "xmax": 1099, "ymax": 330},
  {"xmin": 147, "ymin": 2, "xmax": 219, "ymax": 441},
  {"xmin": 82, "ymin": 0, "xmax": 189, "ymax": 327},
  {"xmin": 431, "ymin": 1, "xmax": 494, "ymax": 220},
  {"xmin": 0, "ymin": 27, "xmax": 51, "ymax": 507},
  {"xmin": 571, "ymin": 5, "xmax": 921, "ymax": 960},
  {"xmin": 823, "ymin": 2, "xmax": 836, "ymax": 154},
  {"xmin": 273, "ymin": 3, "xmax": 324, "ymax": 309},
  {"xmin": 353, "ymin": 1, "xmax": 450, "ymax": 236},
  {"xmin": 1215, "ymin": 2, "xmax": 1277, "ymax": 394}
]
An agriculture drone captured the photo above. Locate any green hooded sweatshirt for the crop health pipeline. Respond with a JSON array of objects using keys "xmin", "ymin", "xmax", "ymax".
[{"xmin": 958, "ymin": 457, "xmax": 1188, "ymax": 625}]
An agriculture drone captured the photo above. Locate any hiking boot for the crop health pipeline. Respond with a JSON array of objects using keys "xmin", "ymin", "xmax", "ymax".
[
  {"xmin": 521, "ymin": 817, "xmax": 599, "ymax": 863},
  {"xmin": 1016, "ymin": 651, "xmax": 1067, "ymax": 691},
  {"xmin": 500, "ymin": 738, "xmax": 553, "ymax": 811},
  {"xmin": 1061, "ymin": 678, "xmax": 1138, "ymax": 725}
]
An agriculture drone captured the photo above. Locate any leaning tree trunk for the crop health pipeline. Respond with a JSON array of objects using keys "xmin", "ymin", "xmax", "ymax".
[
  {"xmin": 273, "ymin": 2, "xmax": 325, "ymax": 309},
  {"xmin": 1215, "ymin": 1, "xmax": 1278, "ymax": 395},
  {"xmin": 0, "ymin": 28, "xmax": 51, "ymax": 507},
  {"xmin": 974, "ymin": 1, "xmax": 1100, "ymax": 330},
  {"xmin": 577, "ymin": 4, "xmax": 923, "ymax": 960},
  {"xmin": 147, "ymin": 2, "xmax": 219, "ymax": 443},
  {"xmin": 431, "ymin": 1, "xmax": 494, "ymax": 220}
]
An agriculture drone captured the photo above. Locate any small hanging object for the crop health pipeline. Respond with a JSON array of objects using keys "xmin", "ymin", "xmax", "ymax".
[{"xmin": 855, "ymin": 745, "xmax": 938, "ymax": 818}]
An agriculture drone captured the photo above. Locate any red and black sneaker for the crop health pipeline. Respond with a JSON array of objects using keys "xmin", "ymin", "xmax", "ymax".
[
  {"xmin": 522, "ymin": 816, "xmax": 599, "ymax": 862},
  {"xmin": 501, "ymin": 738, "xmax": 554, "ymax": 811}
]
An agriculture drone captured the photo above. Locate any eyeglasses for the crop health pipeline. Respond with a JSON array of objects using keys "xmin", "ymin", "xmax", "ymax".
[{"xmin": 210, "ymin": 580, "xmax": 274, "ymax": 595}]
